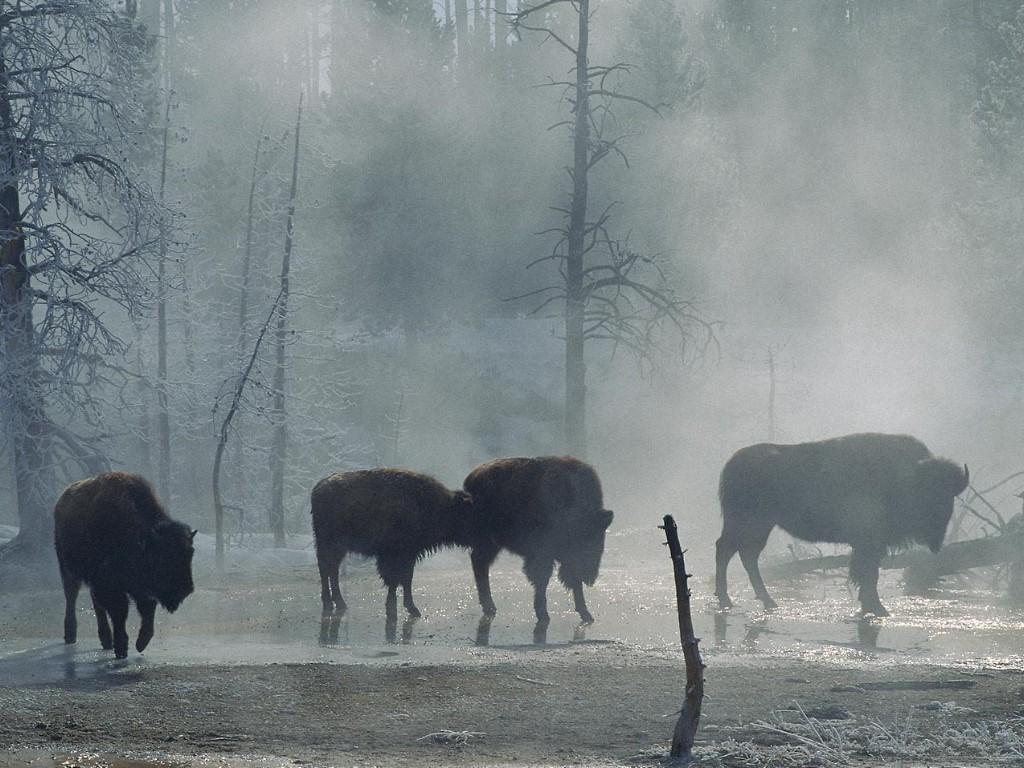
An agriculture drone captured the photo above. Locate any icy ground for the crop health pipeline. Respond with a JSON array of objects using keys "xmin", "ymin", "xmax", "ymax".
[{"xmin": 1, "ymin": 529, "xmax": 1023, "ymax": 767}]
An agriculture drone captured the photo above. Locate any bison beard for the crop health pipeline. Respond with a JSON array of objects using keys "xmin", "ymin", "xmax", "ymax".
[
  {"xmin": 715, "ymin": 433, "xmax": 969, "ymax": 616},
  {"xmin": 310, "ymin": 468, "xmax": 473, "ymax": 620},
  {"xmin": 463, "ymin": 456, "xmax": 614, "ymax": 626},
  {"xmin": 54, "ymin": 473, "xmax": 196, "ymax": 659}
]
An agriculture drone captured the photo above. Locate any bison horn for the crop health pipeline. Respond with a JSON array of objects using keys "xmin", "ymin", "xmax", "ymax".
[
  {"xmin": 190, "ymin": 529, "xmax": 198, "ymax": 539},
  {"xmin": 962, "ymin": 464, "xmax": 970, "ymax": 490}
]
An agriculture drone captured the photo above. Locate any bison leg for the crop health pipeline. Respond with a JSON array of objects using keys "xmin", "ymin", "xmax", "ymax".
[
  {"xmin": 570, "ymin": 583, "xmax": 594, "ymax": 625},
  {"xmin": 317, "ymin": 548, "xmax": 347, "ymax": 617},
  {"xmin": 523, "ymin": 556, "xmax": 554, "ymax": 624},
  {"xmin": 850, "ymin": 545, "xmax": 888, "ymax": 617},
  {"xmin": 377, "ymin": 554, "xmax": 405, "ymax": 620},
  {"xmin": 90, "ymin": 589, "xmax": 113, "ymax": 650},
  {"xmin": 400, "ymin": 570, "xmax": 421, "ymax": 618},
  {"xmin": 135, "ymin": 598, "xmax": 157, "ymax": 652},
  {"xmin": 60, "ymin": 569, "xmax": 81, "ymax": 645},
  {"xmin": 471, "ymin": 543, "xmax": 500, "ymax": 617},
  {"xmin": 739, "ymin": 545, "xmax": 778, "ymax": 610},
  {"xmin": 96, "ymin": 589, "xmax": 131, "ymax": 659},
  {"xmin": 715, "ymin": 535, "xmax": 739, "ymax": 609}
]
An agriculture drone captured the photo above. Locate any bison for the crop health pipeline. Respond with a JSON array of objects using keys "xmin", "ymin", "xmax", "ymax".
[
  {"xmin": 310, "ymin": 468, "xmax": 474, "ymax": 619},
  {"xmin": 463, "ymin": 456, "xmax": 614, "ymax": 625},
  {"xmin": 54, "ymin": 473, "xmax": 196, "ymax": 659},
  {"xmin": 715, "ymin": 433, "xmax": 969, "ymax": 616}
]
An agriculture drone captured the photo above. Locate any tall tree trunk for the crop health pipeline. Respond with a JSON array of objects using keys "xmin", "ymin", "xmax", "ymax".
[
  {"xmin": 495, "ymin": 0, "xmax": 507, "ymax": 50},
  {"xmin": 455, "ymin": 0, "xmax": 469, "ymax": 71},
  {"xmin": 307, "ymin": 0, "xmax": 320, "ymax": 103},
  {"xmin": 564, "ymin": 0, "xmax": 590, "ymax": 457},
  {"xmin": 330, "ymin": 0, "xmax": 345, "ymax": 96},
  {"xmin": 155, "ymin": 92, "xmax": 172, "ymax": 500},
  {"xmin": 269, "ymin": 93, "xmax": 304, "ymax": 549},
  {"xmin": 0, "ymin": 46, "xmax": 54, "ymax": 556}
]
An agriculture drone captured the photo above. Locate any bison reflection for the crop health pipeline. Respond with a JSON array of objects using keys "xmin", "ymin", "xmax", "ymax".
[
  {"xmin": 715, "ymin": 433, "xmax": 969, "ymax": 616},
  {"xmin": 311, "ymin": 468, "xmax": 473, "ymax": 620},
  {"xmin": 464, "ymin": 456, "xmax": 613, "ymax": 626},
  {"xmin": 54, "ymin": 473, "xmax": 196, "ymax": 659}
]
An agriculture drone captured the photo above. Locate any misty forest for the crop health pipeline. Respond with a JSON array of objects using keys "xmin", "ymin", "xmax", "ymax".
[{"xmin": 3, "ymin": 1, "xmax": 1024, "ymax": 766}]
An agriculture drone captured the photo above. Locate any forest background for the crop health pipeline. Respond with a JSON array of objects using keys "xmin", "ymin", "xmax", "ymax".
[{"xmin": 2, "ymin": 0, "xmax": 1023, "ymax": 562}]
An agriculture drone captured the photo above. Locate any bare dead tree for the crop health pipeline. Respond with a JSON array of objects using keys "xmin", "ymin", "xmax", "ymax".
[
  {"xmin": 213, "ymin": 286, "xmax": 286, "ymax": 569},
  {"xmin": 155, "ymin": 89, "xmax": 173, "ymax": 500},
  {"xmin": 510, "ymin": 1, "xmax": 715, "ymax": 456},
  {"xmin": 0, "ymin": 1, "xmax": 164, "ymax": 559},
  {"xmin": 269, "ymin": 91, "xmax": 304, "ymax": 548},
  {"xmin": 661, "ymin": 514, "xmax": 704, "ymax": 760}
]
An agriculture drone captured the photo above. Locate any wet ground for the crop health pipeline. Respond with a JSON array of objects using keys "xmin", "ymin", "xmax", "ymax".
[{"xmin": 2, "ymin": 530, "xmax": 1024, "ymax": 766}]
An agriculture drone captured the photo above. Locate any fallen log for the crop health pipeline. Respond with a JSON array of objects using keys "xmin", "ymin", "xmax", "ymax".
[
  {"xmin": 762, "ymin": 529, "xmax": 1024, "ymax": 593},
  {"xmin": 830, "ymin": 679, "xmax": 976, "ymax": 693}
]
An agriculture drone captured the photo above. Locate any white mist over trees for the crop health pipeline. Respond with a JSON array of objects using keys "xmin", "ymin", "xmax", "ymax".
[{"xmin": 3, "ymin": 0, "xmax": 1024, "ymax": 564}]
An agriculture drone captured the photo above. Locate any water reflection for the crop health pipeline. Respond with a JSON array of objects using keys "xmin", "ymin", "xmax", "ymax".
[
  {"xmin": 572, "ymin": 623, "xmax": 587, "ymax": 643},
  {"xmin": 532, "ymin": 619, "xmax": 548, "ymax": 645},
  {"xmin": 475, "ymin": 615, "xmax": 493, "ymax": 647},
  {"xmin": 711, "ymin": 610, "xmax": 769, "ymax": 649},
  {"xmin": 385, "ymin": 615, "xmax": 418, "ymax": 644},
  {"xmin": 318, "ymin": 615, "xmax": 342, "ymax": 646},
  {"xmin": 856, "ymin": 617, "xmax": 881, "ymax": 650}
]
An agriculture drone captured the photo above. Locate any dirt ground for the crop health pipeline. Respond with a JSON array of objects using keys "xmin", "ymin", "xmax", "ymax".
[{"xmin": 2, "ymin": 534, "xmax": 1023, "ymax": 767}]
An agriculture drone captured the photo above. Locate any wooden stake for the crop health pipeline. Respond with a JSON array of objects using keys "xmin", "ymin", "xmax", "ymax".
[{"xmin": 661, "ymin": 514, "xmax": 704, "ymax": 760}]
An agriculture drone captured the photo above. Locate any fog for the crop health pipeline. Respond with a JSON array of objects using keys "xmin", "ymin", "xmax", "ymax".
[{"xmin": 3, "ymin": 2, "xmax": 1024, "ymax": 585}]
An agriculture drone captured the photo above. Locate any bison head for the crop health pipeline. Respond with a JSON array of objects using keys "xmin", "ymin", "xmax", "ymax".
[
  {"xmin": 447, "ymin": 490, "xmax": 478, "ymax": 546},
  {"xmin": 146, "ymin": 521, "xmax": 196, "ymax": 612},
  {"xmin": 913, "ymin": 459, "xmax": 969, "ymax": 553},
  {"xmin": 558, "ymin": 508, "xmax": 614, "ymax": 587}
]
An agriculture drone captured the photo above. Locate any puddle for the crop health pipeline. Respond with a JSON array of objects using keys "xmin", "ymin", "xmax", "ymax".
[
  {"xmin": 4, "ymin": 540, "xmax": 1024, "ymax": 683},
  {"xmin": 0, "ymin": 752, "xmax": 187, "ymax": 768}
]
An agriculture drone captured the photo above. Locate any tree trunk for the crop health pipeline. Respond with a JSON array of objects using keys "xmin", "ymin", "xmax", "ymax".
[
  {"xmin": 269, "ymin": 93, "xmax": 304, "ymax": 549},
  {"xmin": 0, "ymin": 48, "xmax": 54, "ymax": 556},
  {"xmin": 454, "ymin": 0, "xmax": 469, "ymax": 71},
  {"xmin": 155, "ymin": 92, "xmax": 172, "ymax": 500},
  {"xmin": 662, "ymin": 514, "xmax": 704, "ymax": 759},
  {"xmin": 329, "ymin": 0, "xmax": 347, "ymax": 97},
  {"xmin": 564, "ymin": 0, "xmax": 590, "ymax": 457},
  {"xmin": 494, "ymin": 0, "xmax": 507, "ymax": 51}
]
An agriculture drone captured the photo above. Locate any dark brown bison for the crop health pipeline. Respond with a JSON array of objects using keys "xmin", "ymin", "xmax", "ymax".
[
  {"xmin": 463, "ymin": 456, "xmax": 614, "ymax": 625},
  {"xmin": 54, "ymin": 473, "xmax": 196, "ymax": 659},
  {"xmin": 310, "ymin": 468, "xmax": 474, "ymax": 619},
  {"xmin": 715, "ymin": 433, "xmax": 969, "ymax": 616}
]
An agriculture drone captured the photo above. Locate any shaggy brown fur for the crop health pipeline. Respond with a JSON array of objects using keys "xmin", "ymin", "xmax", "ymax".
[
  {"xmin": 463, "ymin": 456, "xmax": 614, "ymax": 625},
  {"xmin": 716, "ymin": 433, "xmax": 969, "ymax": 616},
  {"xmin": 310, "ymin": 468, "xmax": 473, "ymax": 619},
  {"xmin": 54, "ymin": 472, "xmax": 196, "ymax": 659}
]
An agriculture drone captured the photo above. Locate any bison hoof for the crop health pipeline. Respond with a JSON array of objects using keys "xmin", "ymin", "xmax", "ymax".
[
  {"xmin": 64, "ymin": 635, "xmax": 76, "ymax": 645},
  {"xmin": 100, "ymin": 639, "xmax": 113, "ymax": 651},
  {"xmin": 406, "ymin": 606, "xmax": 422, "ymax": 619},
  {"xmin": 861, "ymin": 605, "xmax": 889, "ymax": 618},
  {"xmin": 760, "ymin": 596, "xmax": 779, "ymax": 611},
  {"xmin": 482, "ymin": 605, "xmax": 497, "ymax": 618},
  {"xmin": 578, "ymin": 610, "xmax": 594, "ymax": 626},
  {"xmin": 717, "ymin": 594, "xmax": 734, "ymax": 610}
]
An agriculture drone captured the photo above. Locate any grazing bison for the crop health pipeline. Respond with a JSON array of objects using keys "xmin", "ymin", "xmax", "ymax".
[
  {"xmin": 715, "ymin": 433, "xmax": 969, "ymax": 616},
  {"xmin": 463, "ymin": 456, "xmax": 614, "ymax": 625},
  {"xmin": 54, "ymin": 473, "xmax": 196, "ymax": 659},
  {"xmin": 310, "ymin": 468, "xmax": 474, "ymax": 619}
]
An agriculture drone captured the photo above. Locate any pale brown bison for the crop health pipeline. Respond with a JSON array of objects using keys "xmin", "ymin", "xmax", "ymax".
[
  {"xmin": 310, "ymin": 468, "xmax": 474, "ymax": 619},
  {"xmin": 716, "ymin": 433, "xmax": 969, "ymax": 616},
  {"xmin": 54, "ymin": 473, "xmax": 196, "ymax": 659},
  {"xmin": 463, "ymin": 456, "xmax": 614, "ymax": 625}
]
